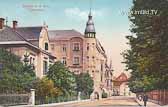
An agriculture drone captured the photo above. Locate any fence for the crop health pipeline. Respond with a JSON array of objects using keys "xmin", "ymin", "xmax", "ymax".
[
  {"xmin": 35, "ymin": 95, "xmax": 78, "ymax": 105},
  {"xmin": 0, "ymin": 94, "xmax": 30, "ymax": 106},
  {"xmin": 147, "ymin": 90, "xmax": 168, "ymax": 105},
  {"xmin": 0, "ymin": 89, "xmax": 35, "ymax": 106}
]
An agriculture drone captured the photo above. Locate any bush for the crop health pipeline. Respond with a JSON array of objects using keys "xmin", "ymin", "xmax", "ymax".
[
  {"xmin": 32, "ymin": 77, "xmax": 62, "ymax": 104},
  {"xmin": 102, "ymin": 92, "xmax": 108, "ymax": 98}
]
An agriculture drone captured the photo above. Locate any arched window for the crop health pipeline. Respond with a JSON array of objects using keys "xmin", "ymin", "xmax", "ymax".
[{"xmin": 45, "ymin": 42, "xmax": 48, "ymax": 50}]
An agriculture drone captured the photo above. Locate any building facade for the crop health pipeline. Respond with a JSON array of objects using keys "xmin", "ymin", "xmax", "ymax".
[
  {"xmin": 113, "ymin": 72, "xmax": 134, "ymax": 96},
  {"xmin": 0, "ymin": 18, "xmax": 55, "ymax": 78},
  {"xmin": 49, "ymin": 11, "xmax": 113, "ymax": 98}
]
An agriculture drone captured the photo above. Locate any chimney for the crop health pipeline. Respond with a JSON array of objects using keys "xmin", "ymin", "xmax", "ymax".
[
  {"xmin": 13, "ymin": 20, "xmax": 18, "ymax": 29},
  {"xmin": 0, "ymin": 18, "xmax": 5, "ymax": 29}
]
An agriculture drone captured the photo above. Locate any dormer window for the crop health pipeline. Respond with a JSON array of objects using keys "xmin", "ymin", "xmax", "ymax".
[{"xmin": 45, "ymin": 42, "xmax": 48, "ymax": 50}]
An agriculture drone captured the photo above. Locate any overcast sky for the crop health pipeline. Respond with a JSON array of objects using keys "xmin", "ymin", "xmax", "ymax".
[{"xmin": 0, "ymin": 0, "xmax": 133, "ymax": 76}]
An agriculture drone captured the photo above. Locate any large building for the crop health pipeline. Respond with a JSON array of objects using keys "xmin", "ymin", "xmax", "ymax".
[
  {"xmin": 0, "ymin": 10, "xmax": 113, "ymax": 98},
  {"xmin": 49, "ymin": 10, "xmax": 113, "ymax": 98}
]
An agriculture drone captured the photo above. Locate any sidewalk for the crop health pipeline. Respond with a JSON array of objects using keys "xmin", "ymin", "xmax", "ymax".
[
  {"xmin": 135, "ymin": 98, "xmax": 162, "ymax": 107},
  {"xmin": 10, "ymin": 99, "xmax": 91, "ymax": 107}
]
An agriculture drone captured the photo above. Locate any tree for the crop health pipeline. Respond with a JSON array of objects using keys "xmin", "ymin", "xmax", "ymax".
[
  {"xmin": 0, "ymin": 48, "xmax": 36, "ymax": 93},
  {"xmin": 32, "ymin": 77, "xmax": 62, "ymax": 104},
  {"xmin": 76, "ymin": 73, "xmax": 94, "ymax": 97},
  {"xmin": 47, "ymin": 61, "xmax": 76, "ymax": 96},
  {"xmin": 122, "ymin": 0, "xmax": 168, "ymax": 92}
]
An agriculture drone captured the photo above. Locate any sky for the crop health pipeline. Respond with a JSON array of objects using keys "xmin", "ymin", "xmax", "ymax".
[{"xmin": 0, "ymin": 0, "xmax": 133, "ymax": 76}]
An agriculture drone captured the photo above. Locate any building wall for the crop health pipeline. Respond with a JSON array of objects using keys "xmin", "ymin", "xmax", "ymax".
[
  {"xmin": 50, "ymin": 37, "xmax": 84, "ymax": 74},
  {"xmin": 1, "ymin": 27, "xmax": 54, "ymax": 78},
  {"xmin": 39, "ymin": 27, "xmax": 51, "ymax": 52},
  {"xmin": 50, "ymin": 33, "xmax": 112, "ymax": 99}
]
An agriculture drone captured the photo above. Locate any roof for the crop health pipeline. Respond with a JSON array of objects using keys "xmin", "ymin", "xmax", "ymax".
[
  {"xmin": 49, "ymin": 29, "xmax": 84, "ymax": 40},
  {"xmin": 0, "ymin": 26, "xmax": 25, "ymax": 42},
  {"xmin": 85, "ymin": 11, "xmax": 96, "ymax": 34},
  {"xmin": 115, "ymin": 72, "xmax": 128, "ymax": 82},
  {"xmin": 15, "ymin": 26, "xmax": 43, "ymax": 40},
  {"xmin": 0, "ymin": 26, "xmax": 55, "ymax": 58},
  {"xmin": 96, "ymin": 39, "xmax": 106, "ymax": 58}
]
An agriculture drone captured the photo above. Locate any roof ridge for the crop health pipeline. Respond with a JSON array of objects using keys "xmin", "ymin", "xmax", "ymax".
[
  {"xmin": 17, "ymin": 26, "xmax": 43, "ymax": 28},
  {"xmin": 49, "ymin": 29, "xmax": 76, "ymax": 31}
]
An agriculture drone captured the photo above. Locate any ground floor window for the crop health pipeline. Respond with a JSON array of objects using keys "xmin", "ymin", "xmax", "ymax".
[
  {"xmin": 43, "ymin": 61, "xmax": 48, "ymax": 75},
  {"xmin": 62, "ymin": 57, "xmax": 67, "ymax": 65}
]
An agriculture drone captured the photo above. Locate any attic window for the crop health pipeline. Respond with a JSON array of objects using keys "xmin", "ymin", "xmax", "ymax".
[{"xmin": 45, "ymin": 42, "xmax": 48, "ymax": 50}]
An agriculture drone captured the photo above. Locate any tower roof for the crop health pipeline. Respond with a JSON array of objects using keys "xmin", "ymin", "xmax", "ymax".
[{"xmin": 85, "ymin": 9, "xmax": 96, "ymax": 34}]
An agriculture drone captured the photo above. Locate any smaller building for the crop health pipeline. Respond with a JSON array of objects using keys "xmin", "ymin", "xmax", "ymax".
[
  {"xmin": 0, "ymin": 18, "xmax": 56, "ymax": 78},
  {"xmin": 112, "ymin": 72, "xmax": 131, "ymax": 96}
]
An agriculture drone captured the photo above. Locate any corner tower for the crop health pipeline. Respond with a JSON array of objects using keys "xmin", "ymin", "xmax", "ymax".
[
  {"xmin": 84, "ymin": 9, "xmax": 103, "ymax": 99},
  {"xmin": 84, "ymin": 9, "xmax": 96, "ymax": 38}
]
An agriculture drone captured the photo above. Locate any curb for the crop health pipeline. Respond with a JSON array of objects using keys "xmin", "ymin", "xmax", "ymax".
[
  {"xmin": 10, "ymin": 99, "xmax": 91, "ymax": 107},
  {"xmin": 36, "ymin": 99, "xmax": 90, "ymax": 107}
]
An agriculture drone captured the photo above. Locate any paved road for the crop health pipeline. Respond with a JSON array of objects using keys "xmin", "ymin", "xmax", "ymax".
[{"xmin": 53, "ymin": 96, "xmax": 140, "ymax": 107}]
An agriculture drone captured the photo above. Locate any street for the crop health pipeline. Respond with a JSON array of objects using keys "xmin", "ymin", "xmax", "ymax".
[{"xmin": 52, "ymin": 96, "xmax": 140, "ymax": 107}]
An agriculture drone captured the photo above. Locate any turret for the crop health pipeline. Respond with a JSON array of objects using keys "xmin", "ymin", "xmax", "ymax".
[{"xmin": 84, "ymin": 9, "xmax": 96, "ymax": 38}]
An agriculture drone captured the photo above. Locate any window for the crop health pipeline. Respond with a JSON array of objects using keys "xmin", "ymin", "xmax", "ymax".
[
  {"xmin": 45, "ymin": 42, "xmax": 48, "ymax": 50},
  {"xmin": 101, "ymin": 63, "xmax": 103, "ymax": 71},
  {"xmin": 73, "ymin": 57, "xmax": 80, "ymax": 65},
  {"xmin": 30, "ymin": 57, "xmax": 35, "ymax": 65},
  {"xmin": 30, "ymin": 57, "xmax": 32, "ymax": 64},
  {"xmin": 101, "ymin": 73, "xmax": 103, "ymax": 82},
  {"xmin": 92, "ymin": 43, "xmax": 95, "ymax": 50},
  {"xmin": 62, "ymin": 57, "xmax": 67, "ymax": 65},
  {"xmin": 73, "ymin": 43, "xmax": 80, "ymax": 51},
  {"xmin": 62, "ymin": 44, "xmax": 66, "ymax": 52},
  {"xmin": 87, "ymin": 56, "xmax": 89, "ymax": 62},
  {"xmin": 87, "ymin": 43, "xmax": 89, "ymax": 51},
  {"xmin": 33, "ymin": 58, "xmax": 35, "ymax": 64},
  {"xmin": 43, "ymin": 61, "xmax": 48, "ymax": 75}
]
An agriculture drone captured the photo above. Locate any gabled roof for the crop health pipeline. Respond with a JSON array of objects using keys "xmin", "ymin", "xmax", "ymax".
[
  {"xmin": 115, "ymin": 72, "xmax": 128, "ymax": 82},
  {"xmin": 0, "ymin": 26, "xmax": 25, "ymax": 41},
  {"xmin": 0, "ymin": 26, "xmax": 55, "ymax": 59},
  {"xmin": 49, "ymin": 29, "xmax": 84, "ymax": 40},
  {"xmin": 15, "ymin": 26, "xmax": 43, "ymax": 40}
]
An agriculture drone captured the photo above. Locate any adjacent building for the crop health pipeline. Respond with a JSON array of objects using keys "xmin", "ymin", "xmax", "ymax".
[
  {"xmin": 113, "ymin": 72, "xmax": 132, "ymax": 96},
  {"xmin": 0, "ymin": 18, "xmax": 55, "ymax": 78}
]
